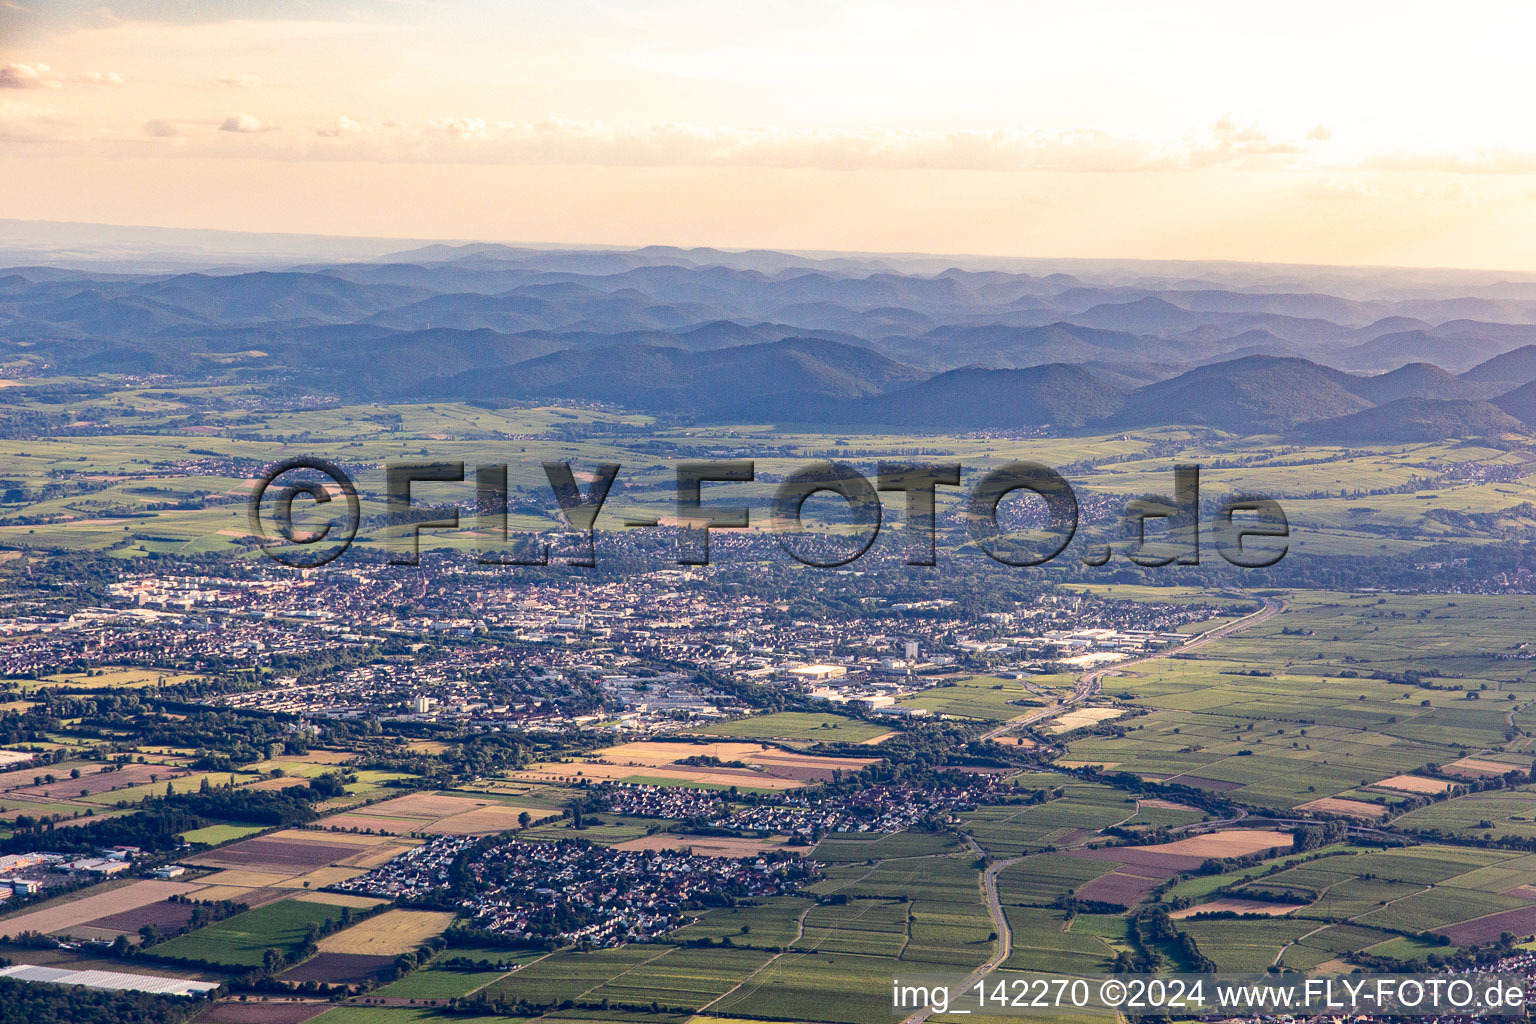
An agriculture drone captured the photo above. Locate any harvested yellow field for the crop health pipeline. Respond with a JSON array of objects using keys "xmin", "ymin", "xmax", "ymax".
[
  {"xmin": 297, "ymin": 891, "xmax": 388, "ymax": 909},
  {"xmin": 406, "ymin": 740, "xmax": 452, "ymax": 754},
  {"xmin": 589, "ymin": 740, "xmax": 755, "ymax": 766},
  {"xmin": 1048, "ymin": 707, "xmax": 1127, "ymax": 733},
  {"xmin": 515, "ymin": 761, "xmax": 805, "ymax": 789},
  {"xmin": 1296, "ymin": 797, "xmax": 1389, "ymax": 819},
  {"xmin": 266, "ymin": 829, "xmax": 394, "ymax": 847},
  {"xmin": 0, "ymin": 880, "xmax": 204, "ymax": 938},
  {"xmin": 191, "ymin": 885, "xmax": 258, "ymax": 903},
  {"xmin": 317, "ymin": 909, "xmax": 456, "ymax": 955},
  {"xmin": 236, "ymin": 888, "xmax": 293, "ymax": 908},
  {"xmin": 266, "ymin": 749, "xmax": 357, "ymax": 765},
  {"xmin": 317, "ymin": 812, "xmax": 429, "ymax": 834},
  {"xmin": 596, "ymin": 741, "xmax": 875, "ymax": 773},
  {"xmin": 516, "ymin": 741, "xmax": 876, "ymax": 790},
  {"xmin": 346, "ymin": 792, "xmax": 489, "ymax": 819},
  {"xmin": 425, "ymin": 805, "xmax": 551, "ymax": 834},
  {"xmin": 1170, "ymin": 899, "xmax": 1300, "ymax": 919},
  {"xmin": 1374, "ymin": 774, "xmax": 1454, "ymax": 794},
  {"xmin": 280, "ymin": 866, "xmax": 367, "ymax": 889},
  {"xmin": 199, "ymin": 869, "xmax": 292, "ymax": 888},
  {"xmin": 345, "ymin": 843, "xmax": 420, "ymax": 868},
  {"xmin": 1150, "ymin": 829, "xmax": 1295, "ymax": 858},
  {"xmin": 316, "ymin": 793, "xmax": 548, "ymax": 835},
  {"xmin": 1445, "ymin": 757, "xmax": 1522, "ymax": 778},
  {"xmin": 246, "ymin": 777, "xmax": 314, "ymax": 791}
]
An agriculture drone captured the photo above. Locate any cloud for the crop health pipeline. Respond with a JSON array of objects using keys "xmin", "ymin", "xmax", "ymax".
[
  {"xmin": 315, "ymin": 115, "xmax": 367, "ymax": 138},
  {"xmin": 425, "ymin": 116, "xmax": 492, "ymax": 140},
  {"xmin": 214, "ymin": 74, "xmax": 262, "ymax": 88},
  {"xmin": 1307, "ymin": 124, "xmax": 1332, "ymax": 142},
  {"xmin": 0, "ymin": 107, "xmax": 1337, "ymax": 175},
  {"xmin": 68, "ymin": 70, "xmax": 124, "ymax": 85},
  {"xmin": 360, "ymin": 117, "xmax": 1325, "ymax": 173},
  {"xmin": 0, "ymin": 63, "xmax": 123, "ymax": 88},
  {"xmin": 1297, "ymin": 177, "xmax": 1374, "ymax": 200},
  {"xmin": 400, "ymin": 119, "xmax": 1167, "ymax": 170},
  {"xmin": 218, "ymin": 113, "xmax": 271, "ymax": 134},
  {"xmin": 1182, "ymin": 115, "xmax": 1308, "ymax": 169},
  {"xmin": 0, "ymin": 63, "xmax": 61, "ymax": 89}
]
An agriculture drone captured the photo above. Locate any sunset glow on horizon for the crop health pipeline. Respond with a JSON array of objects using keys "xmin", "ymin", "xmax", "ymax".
[{"xmin": 6, "ymin": 0, "xmax": 1536, "ymax": 269}]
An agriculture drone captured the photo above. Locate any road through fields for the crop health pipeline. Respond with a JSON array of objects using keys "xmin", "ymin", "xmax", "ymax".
[
  {"xmin": 981, "ymin": 595, "xmax": 1285, "ymax": 743},
  {"xmin": 896, "ymin": 596, "xmax": 1284, "ymax": 1024}
]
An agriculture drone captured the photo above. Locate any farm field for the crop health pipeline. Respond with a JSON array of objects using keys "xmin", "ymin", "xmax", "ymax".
[
  {"xmin": 282, "ymin": 952, "xmax": 398, "ymax": 986},
  {"xmin": 371, "ymin": 948, "xmax": 545, "ymax": 1001},
  {"xmin": 0, "ymin": 878, "xmax": 204, "ymax": 939},
  {"xmin": 148, "ymin": 897, "xmax": 354, "ymax": 967},
  {"xmin": 1064, "ymin": 592, "xmax": 1536, "ymax": 810},
  {"xmin": 1060, "ymin": 830, "xmax": 1296, "ymax": 910},
  {"xmin": 669, "ymin": 896, "xmax": 814, "ymax": 949},
  {"xmin": 694, "ymin": 711, "xmax": 895, "ymax": 745},
  {"xmin": 1171, "ymin": 843, "xmax": 1536, "ymax": 957},
  {"xmin": 1394, "ymin": 788, "xmax": 1536, "ymax": 840},
  {"xmin": 1001, "ymin": 906, "xmax": 1117, "ymax": 973},
  {"xmin": 1178, "ymin": 918, "xmax": 1321, "ymax": 971},
  {"xmin": 194, "ymin": 1001, "xmax": 333, "ymax": 1024},
  {"xmin": 183, "ymin": 823, "xmax": 268, "ymax": 844},
  {"xmin": 896, "ymin": 675, "xmax": 1057, "ymax": 721},
  {"xmin": 316, "ymin": 791, "xmax": 554, "ymax": 835},
  {"xmin": 514, "ymin": 741, "xmax": 878, "ymax": 790},
  {"xmin": 958, "ymin": 777, "xmax": 1182, "ymax": 858},
  {"xmin": 191, "ymin": 830, "xmax": 421, "ymax": 875},
  {"xmin": 317, "ymin": 909, "xmax": 457, "ymax": 955}
]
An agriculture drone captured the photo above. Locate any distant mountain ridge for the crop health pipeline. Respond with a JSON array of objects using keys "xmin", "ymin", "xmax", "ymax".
[
  {"xmin": 1105, "ymin": 356, "xmax": 1372, "ymax": 433},
  {"xmin": 3, "ymin": 240, "xmax": 1536, "ymax": 441},
  {"xmin": 818, "ymin": 364, "xmax": 1125, "ymax": 429},
  {"xmin": 423, "ymin": 337, "xmax": 926, "ymax": 420}
]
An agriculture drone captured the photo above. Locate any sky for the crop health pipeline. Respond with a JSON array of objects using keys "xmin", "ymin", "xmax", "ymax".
[{"xmin": 4, "ymin": 0, "xmax": 1536, "ymax": 268}]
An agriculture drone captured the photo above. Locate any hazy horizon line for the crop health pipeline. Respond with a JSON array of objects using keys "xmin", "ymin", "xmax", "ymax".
[{"xmin": 4, "ymin": 216, "xmax": 1536, "ymax": 281}]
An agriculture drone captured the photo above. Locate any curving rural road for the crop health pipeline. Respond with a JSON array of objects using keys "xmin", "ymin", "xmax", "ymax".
[
  {"xmin": 897, "ymin": 843, "xmax": 1023, "ymax": 1024},
  {"xmin": 897, "ymin": 596, "xmax": 1286, "ymax": 1024}
]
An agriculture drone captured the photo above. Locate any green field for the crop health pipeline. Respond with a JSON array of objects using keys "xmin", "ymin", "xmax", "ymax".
[
  {"xmin": 670, "ymin": 896, "xmax": 814, "ymax": 949},
  {"xmin": 373, "ymin": 948, "xmax": 547, "ymax": 1001},
  {"xmin": 1178, "ymin": 918, "xmax": 1321, "ymax": 972},
  {"xmin": 1066, "ymin": 592, "xmax": 1536, "ymax": 809},
  {"xmin": 694, "ymin": 712, "xmax": 895, "ymax": 744},
  {"xmin": 180, "ymin": 823, "xmax": 266, "ymax": 844},
  {"xmin": 898, "ymin": 676, "xmax": 1056, "ymax": 721},
  {"xmin": 148, "ymin": 897, "xmax": 353, "ymax": 967}
]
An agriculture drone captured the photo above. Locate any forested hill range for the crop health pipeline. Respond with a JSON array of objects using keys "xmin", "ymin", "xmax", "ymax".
[{"xmin": 9, "ymin": 238, "xmax": 1536, "ymax": 440}]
